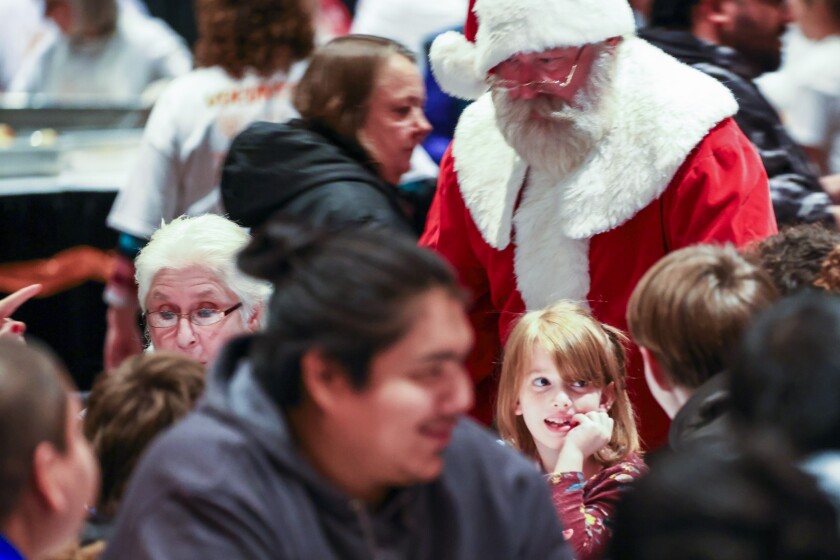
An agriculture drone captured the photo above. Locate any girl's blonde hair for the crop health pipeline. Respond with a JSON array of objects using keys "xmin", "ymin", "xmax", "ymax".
[{"xmin": 496, "ymin": 300, "xmax": 640, "ymax": 466}]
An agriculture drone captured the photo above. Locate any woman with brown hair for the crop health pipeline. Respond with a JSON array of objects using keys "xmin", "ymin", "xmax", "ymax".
[
  {"xmin": 104, "ymin": 0, "xmax": 315, "ymax": 371},
  {"xmin": 221, "ymin": 34, "xmax": 433, "ymax": 236}
]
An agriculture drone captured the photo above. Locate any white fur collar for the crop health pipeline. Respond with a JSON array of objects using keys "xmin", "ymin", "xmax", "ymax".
[{"xmin": 451, "ymin": 36, "xmax": 738, "ymax": 250}]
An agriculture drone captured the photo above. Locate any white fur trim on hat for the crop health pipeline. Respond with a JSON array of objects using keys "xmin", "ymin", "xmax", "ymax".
[
  {"xmin": 430, "ymin": 0, "xmax": 635, "ymax": 100},
  {"xmin": 429, "ymin": 31, "xmax": 488, "ymax": 101}
]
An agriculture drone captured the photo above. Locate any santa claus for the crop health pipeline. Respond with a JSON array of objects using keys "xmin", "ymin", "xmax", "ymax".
[{"xmin": 421, "ymin": 0, "xmax": 777, "ymax": 447}]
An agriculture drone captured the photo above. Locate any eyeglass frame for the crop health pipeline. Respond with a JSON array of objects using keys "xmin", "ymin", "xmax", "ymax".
[
  {"xmin": 145, "ymin": 302, "xmax": 244, "ymax": 329},
  {"xmin": 487, "ymin": 46, "xmax": 587, "ymax": 93}
]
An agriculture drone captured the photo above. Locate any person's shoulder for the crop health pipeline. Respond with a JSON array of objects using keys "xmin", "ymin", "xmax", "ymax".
[
  {"xmin": 129, "ymin": 405, "xmax": 255, "ymax": 496},
  {"xmin": 443, "ymin": 418, "xmax": 543, "ymax": 490}
]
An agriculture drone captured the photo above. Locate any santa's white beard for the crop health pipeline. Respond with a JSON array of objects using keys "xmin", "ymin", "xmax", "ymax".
[{"xmin": 493, "ymin": 50, "xmax": 616, "ymax": 179}]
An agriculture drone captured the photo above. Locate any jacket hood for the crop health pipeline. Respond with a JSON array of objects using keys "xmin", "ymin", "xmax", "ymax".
[
  {"xmin": 201, "ymin": 337, "xmax": 432, "ymax": 545},
  {"xmin": 221, "ymin": 120, "xmax": 393, "ymax": 228}
]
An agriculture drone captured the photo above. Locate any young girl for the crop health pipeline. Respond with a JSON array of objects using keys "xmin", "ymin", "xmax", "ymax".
[{"xmin": 497, "ymin": 300, "xmax": 646, "ymax": 560}]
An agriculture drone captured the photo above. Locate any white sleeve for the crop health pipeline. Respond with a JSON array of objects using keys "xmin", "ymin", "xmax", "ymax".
[
  {"xmin": 107, "ymin": 88, "xmax": 182, "ymax": 238},
  {"xmin": 7, "ymin": 39, "xmax": 50, "ymax": 93},
  {"xmin": 783, "ymin": 85, "xmax": 833, "ymax": 149}
]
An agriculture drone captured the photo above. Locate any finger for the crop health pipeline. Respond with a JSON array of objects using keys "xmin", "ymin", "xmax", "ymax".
[
  {"xmin": 0, "ymin": 320, "xmax": 27, "ymax": 343},
  {"xmin": 0, "ymin": 284, "xmax": 42, "ymax": 318}
]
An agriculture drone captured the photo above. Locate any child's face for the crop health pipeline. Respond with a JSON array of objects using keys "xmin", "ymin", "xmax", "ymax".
[{"xmin": 515, "ymin": 343, "xmax": 614, "ymax": 459}]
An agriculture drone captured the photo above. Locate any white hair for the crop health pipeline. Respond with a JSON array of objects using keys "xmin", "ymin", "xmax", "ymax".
[
  {"xmin": 135, "ymin": 215, "xmax": 272, "ymax": 327},
  {"xmin": 493, "ymin": 45, "xmax": 618, "ymax": 179}
]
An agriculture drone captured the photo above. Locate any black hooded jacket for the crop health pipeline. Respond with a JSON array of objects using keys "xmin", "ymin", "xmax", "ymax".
[
  {"xmin": 640, "ymin": 28, "xmax": 833, "ymax": 225},
  {"xmin": 221, "ymin": 119, "xmax": 417, "ymax": 236}
]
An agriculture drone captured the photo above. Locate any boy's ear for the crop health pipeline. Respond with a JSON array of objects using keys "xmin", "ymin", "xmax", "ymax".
[
  {"xmin": 31, "ymin": 441, "xmax": 65, "ymax": 513},
  {"xmin": 300, "ymin": 349, "xmax": 351, "ymax": 411},
  {"xmin": 601, "ymin": 382, "xmax": 616, "ymax": 410},
  {"xmin": 640, "ymin": 346, "xmax": 671, "ymax": 392}
]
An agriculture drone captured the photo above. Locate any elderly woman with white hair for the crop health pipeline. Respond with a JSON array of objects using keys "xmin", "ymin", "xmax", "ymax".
[{"xmin": 134, "ymin": 214, "xmax": 270, "ymax": 367}]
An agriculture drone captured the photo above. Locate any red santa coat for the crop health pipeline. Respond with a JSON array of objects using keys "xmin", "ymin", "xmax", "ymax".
[{"xmin": 420, "ymin": 37, "xmax": 777, "ymax": 448}]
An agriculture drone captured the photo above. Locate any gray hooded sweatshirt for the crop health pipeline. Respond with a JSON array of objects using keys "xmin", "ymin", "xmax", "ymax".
[{"xmin": 103, "ymin": 338, "xmax": 573, "ymax": 560}]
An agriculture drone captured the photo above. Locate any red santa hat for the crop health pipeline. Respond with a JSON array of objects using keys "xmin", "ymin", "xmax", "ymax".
[{"xmin": 431, "ymin": 0, "xmax": 636, "ymax": 100}]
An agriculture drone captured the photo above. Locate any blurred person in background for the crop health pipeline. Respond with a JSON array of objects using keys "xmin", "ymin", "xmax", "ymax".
[
  {"xmin": 221, "ymin": 34, "xmax": 432, "ymax": 235},
  {"xmin": 640, "ymin": 0, "xmax": 840, "ymax": 226},
  {"xmin": 103, "ymin": 0, "xmax": 313, "ymax": 370},
  {"xmin": 609, "ymin": 440, "xmax": 840, "ymax": 560},
  {"xmin": 8, "ymin": 0, "xmax": 190, "ymax": 101},
  {"xmin": 729, "ymin": 291, "xmax": 840, "ymax": 525},
  {"xmin": 0, "ymin": 340, "xmax": 99, "ymax": 560},
  {"xmin": 758, "ymin": 0, "xmax": 840, "ymax": 176},
  {"xmin": 123, "ymin": 215, "xmax": 271, "ymax": 369},
  {"xmin": 0, "ymin": 0, "xmax": 46, "ymax": 91}
]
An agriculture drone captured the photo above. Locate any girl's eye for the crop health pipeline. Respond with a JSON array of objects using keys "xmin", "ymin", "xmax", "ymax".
[
  {"xmin": 568, "ymin": 380, "xmax": 589, "ymax": 389},
  {"xmin": 532, "ymin": 376, "xmax": 551, "ymax": 388}
]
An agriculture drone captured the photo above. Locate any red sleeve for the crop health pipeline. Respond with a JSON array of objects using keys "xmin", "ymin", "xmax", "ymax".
[
  {"xmin": 548, "ymin": 456, "xmax": 648, "ymax": 560},
  {"xmin": 664, "ymin": 118, "xmax": 778, "ymax": 251},
  {"xmin": 421, "ymin": 146, "xmax": 499, "ymax": 391}
]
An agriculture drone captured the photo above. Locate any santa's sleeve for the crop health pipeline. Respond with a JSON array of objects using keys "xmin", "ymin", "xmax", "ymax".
[
  {"xmin": 662, "ymin": 117, "xmax": 778, "ymax": 250},
  {"xmin": 421, "ymin": 146, "xmax": 500, "ymax": 394}
]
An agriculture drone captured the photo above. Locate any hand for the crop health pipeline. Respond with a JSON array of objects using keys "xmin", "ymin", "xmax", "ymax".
[
  {"xmin": 104, "ymin": 304, "xmax": 143, "ymax": 371},
  {"xmin": 820, "ymin": 174, "xmax": 840, "ymax": 204},
  {"xmin": 553, "ymin": 408, "xmax": 614, "ymax": 473},
  {"xmin": 0, "ymin": 284, "xmax": 42, "ymax": 343}
]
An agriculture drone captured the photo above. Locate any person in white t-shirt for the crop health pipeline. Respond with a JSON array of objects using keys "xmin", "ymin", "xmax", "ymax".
[
  {"xmin": 9, "ymin": 0, "xmax": 191, "ymax": 102},
  {"xmin": 103, "ymin": 0, "xmax": 316, "ymax": 371},
  {"xmin": 758, "ymin": 0, "xmax": 840, "ymax": 175}
]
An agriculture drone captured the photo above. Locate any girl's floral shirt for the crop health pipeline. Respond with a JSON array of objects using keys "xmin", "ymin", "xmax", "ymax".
[{"xmin": 548, "ymin": 453, "xmax": 647, "ymax": 560}]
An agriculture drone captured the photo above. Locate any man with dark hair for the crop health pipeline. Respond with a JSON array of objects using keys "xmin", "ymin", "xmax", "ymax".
[
  {"xmin": 104, "ymin": 222, "xmax": 572, "ymax": 560},
  {"xmin": 640, "ymin": 0, "xmax": 840, "ymax": 225},
  {"xmin": 0, "ymin": 340, "xmax": 99, "ymax": 560}
]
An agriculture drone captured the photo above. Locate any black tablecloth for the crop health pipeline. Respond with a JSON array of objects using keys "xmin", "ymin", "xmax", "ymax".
[{"xmin": 0, "ymin": 190, "xmax": 118, "ymax": 390}]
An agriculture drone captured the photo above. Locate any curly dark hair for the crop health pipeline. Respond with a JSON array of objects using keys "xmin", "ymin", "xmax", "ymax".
[
  {"xmin": 194, "ymin": 0, "xmax": 315, "ymax": 79},
  {"xmin": 814, "ymin": 245, "xmax": 840, "ymax": 293},
  {"xmin": 743, "ymin": 223, "xmax": 840, "ymax": 296}
]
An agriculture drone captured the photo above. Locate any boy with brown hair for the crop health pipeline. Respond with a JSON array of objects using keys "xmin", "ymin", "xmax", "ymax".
[
  {"xmin": 81, "ymin": 352, "xmax": 205, "ymax": 545},
  {"xmin": 626, "ymin": 244, "xmax": 778, "ymax": 450}
]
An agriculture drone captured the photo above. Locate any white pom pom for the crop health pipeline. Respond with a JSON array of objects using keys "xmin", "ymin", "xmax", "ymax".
[{"xmin": 429, "ymin": 31, "xmax": 487, "ymax": 101}]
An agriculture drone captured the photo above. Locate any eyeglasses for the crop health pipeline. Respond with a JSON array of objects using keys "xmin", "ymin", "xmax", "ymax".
[
  {"xmin": 145, "ymin": 302, "xmax": 243, "ymax": 329},
  {"xmin": 488, "ymin": 47, "xmax": 586, "ymax": 94}
]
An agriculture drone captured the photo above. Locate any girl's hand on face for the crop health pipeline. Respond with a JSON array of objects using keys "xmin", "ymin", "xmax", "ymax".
[{"xmin": 566, "ymin": 407, "xmax": 614, "ymax": 459}]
